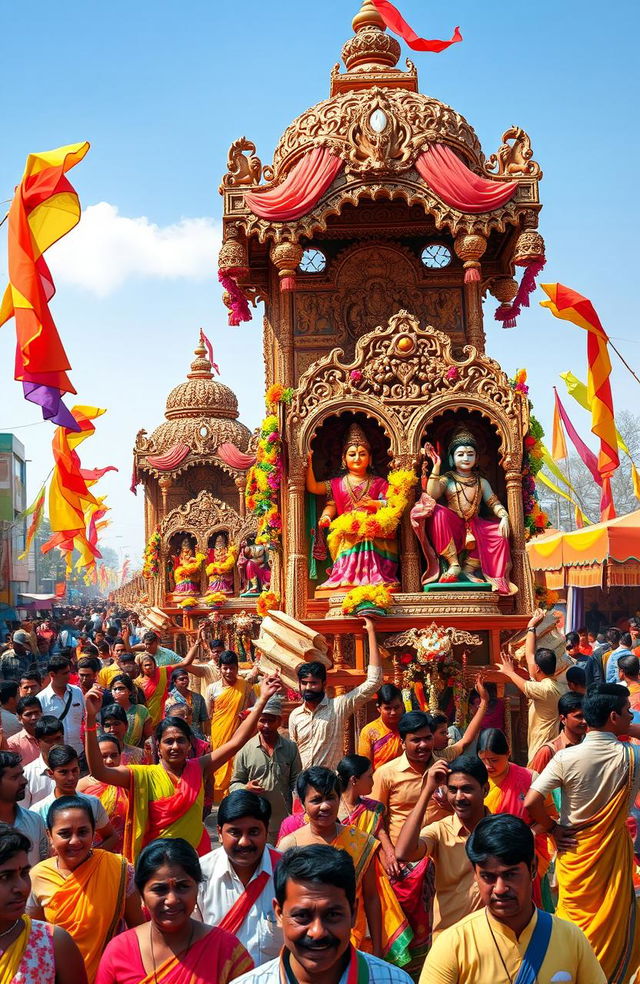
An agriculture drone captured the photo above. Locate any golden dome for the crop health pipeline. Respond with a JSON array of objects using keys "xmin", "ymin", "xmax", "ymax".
[{"xmin": 146, "ymin": 339, "xmax": 251, "ymax": 458}]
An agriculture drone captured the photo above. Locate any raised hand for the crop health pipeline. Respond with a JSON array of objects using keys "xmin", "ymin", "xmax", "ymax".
[
  {"xmin": 84, "ymin": 684, "xmax": 105, "ymax": 719},
  {"xmin": 259, "ymin": 673, "xmax": 282, "ymax": 701},
  {"xmin": 527, "ymin": 608, "xmax": 546, "ymax": 629},
  {"xmin": 475, "ymin": 675, "xmax": 490, "ymax": 702}
]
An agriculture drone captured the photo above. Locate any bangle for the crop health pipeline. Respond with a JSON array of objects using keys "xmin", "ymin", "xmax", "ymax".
[
  {"xmin": 85, "ymin": 725, "xmax": 97, "ymax": 733},
  {"xmin": 527, "ymin": 627, "xmax": 536, "ymax": 633}
]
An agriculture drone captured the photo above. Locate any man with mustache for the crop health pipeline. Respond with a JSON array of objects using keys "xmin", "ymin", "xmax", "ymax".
[
  {"xmin": 233, "ymin": 844, "xmax": 412, "ymax": 984},
  {"xmin": 198, "ymin": 790, "xmax": 283, "ymax": 966},
  {"xmin": 288, "ymin": 617, "xmax": 382, "ymax": 771},
  {"xmin": 420, "ymin": 814, "xmax": 605, "ymax": 983}
]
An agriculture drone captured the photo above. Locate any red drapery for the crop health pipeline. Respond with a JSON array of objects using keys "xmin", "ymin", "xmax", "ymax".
[
  {"xmin": 416, "ymin": 144, "xmax": 517, "ymax": 213},
  {"xmin": 216, "ymin": 442, "xmax": 257, "ymax": 470},
  {"xmin": 146, "ymin": 443, "xmax": 191, "ymax": 470},
  {"xmin": 244, "ymin": 147, "xmax": 343, "ymax": 221}
]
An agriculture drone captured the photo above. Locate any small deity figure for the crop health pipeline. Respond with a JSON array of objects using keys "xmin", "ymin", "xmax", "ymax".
[
  {"xmin": 172, "ymin": 536, "xmax": 205, "ymax": 600},
  {"xmin": 306, "ymin": 422, "xmax": 399, "ymax": 592},
  {"xmin": 410, "ymin": 429, "xmax": 516, "ymax": 596},
  {"xmin": 205, "ymin": 533, "xmax": 237, "ymax": 596},
  {"xmin": 238, "ymin": 535, "xmax": 271, "ymax": 597}
]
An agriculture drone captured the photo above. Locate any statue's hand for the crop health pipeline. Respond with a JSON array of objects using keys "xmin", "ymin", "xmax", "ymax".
[
  {"xmin": 358, "ymin": 497, "xmax": 380, "ymax": 513},
  {"xmin": 318, "ymin": 514, "xmax": 332, "ymax": 529},
  {"xmin": 498, "ymin": 516, "xmax": 510, "ymax": 539},
  {"xmin": 424, "ymin": 443, "xmax": 441, "ymax": 471}
]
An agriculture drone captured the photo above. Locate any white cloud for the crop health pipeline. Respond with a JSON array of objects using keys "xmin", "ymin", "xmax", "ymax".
[{"xmin": 48, "ymin": 202, "xmax": 221, "ymax": 296}]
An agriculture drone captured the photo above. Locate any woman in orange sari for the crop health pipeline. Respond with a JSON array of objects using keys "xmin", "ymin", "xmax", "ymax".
[
  {"xmin": 78, "ymin": 735, "xmax": 129, "ymax": 853},
  {"xmin": 478, "ymin": 728, "xmax": 553, "ymax": 910},
  {"xmin": 137, "ymin": 640, "xmax": 207, "ymax": 729},
  {"xmin": 27, "ymin": 796, "xmax": 143, "ymax": 984},
  {"xmin": 337, "ymin": 754, "xmax": 401, "ymax": 878},
  {"xmin": 206, "ymin": 650, "xmax": 256, "ymax": 803},
  {"xmin": 96, "ymin": 838, "xmax": 252, "ymax": 984},
  {"xmin": 357, "ymin": 684, "xmax": 404, "ymax": 769},
  {"xmin": 278, "ymin": 767, "xmax": 412, "ymax": 970},
  {"xmin": 84, "ymin": 675, "xmax": 281, "ymax": 861}
]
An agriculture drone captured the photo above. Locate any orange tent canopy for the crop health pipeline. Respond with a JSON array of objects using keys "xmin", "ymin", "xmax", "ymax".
[{"xmin": 526, "ymin": 510, "xmax": 640, "ymax": 589}]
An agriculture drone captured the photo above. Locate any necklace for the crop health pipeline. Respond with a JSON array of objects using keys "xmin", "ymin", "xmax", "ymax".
[
  {"xmin": 149, "ymin": 921, "xmax": 195, "ymax": 984},
  {"xmin": 345, "ymin": 473, "xmax": 371, "ymax": 509},
  {"xmin": 0, "ymin": 919, "xmax": 20, "ymax": 941},
  {"xmin": 485, "ymin": 911, "xmax": 538, "ymax": 984}
]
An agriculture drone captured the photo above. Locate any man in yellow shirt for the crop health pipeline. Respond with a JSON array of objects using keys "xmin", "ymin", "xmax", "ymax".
[
  {"xmin": 421, "ymin": 813, "xmax": 605, "ymax": 983},
  {"xmin": 395, "ymin": 755, "xmax": 489, "ymax": 939},
  {"xmin": 496, "ymin": 608, "xmax": 560, "ymax": 764}
]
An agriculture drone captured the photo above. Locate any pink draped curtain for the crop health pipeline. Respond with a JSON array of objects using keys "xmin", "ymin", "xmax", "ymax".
[
  {"xmin": 146, "ymin": 442, "xmax": 191, "ymax": 470},
  {"xmin": 216, "ymin": 442, "xmax": 257, "ymax": 470},
  {"xmin": 416, "ymin": 144, "xmax": 517, "ymax": 213},
  {"xmin": 244, "ymin": 147, "xmax": 343, "ymax": 221}
]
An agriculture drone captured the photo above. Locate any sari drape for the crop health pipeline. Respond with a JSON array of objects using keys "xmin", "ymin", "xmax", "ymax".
[
  {"xmin": 140, "ymin": 665, "xmax": 172, "ymax": 728},
  {"xmin": 95, "ymin": 925, "xmax": 253, "ymax": 984},
  {"xmin": 124, "ymin": 760, "xmax": 208, "ymax": 862},
  {"xmin": 210, "ymin": 680, "xmax": 252, "ymax": 803},
  {"xmin": 334, "ymin": 826, "xmax": 412, "ymax": 968},
  {"xmin": 30, "ymin": 849, "xmax": 127, "ymax": 983},
  {"xmin": 358, "ymin": 719, "xmax": 402, "ymax": 769},
  {"xmin": 339, "ymin": 797, "xmax": 385, "ymax": 838},
  {"xmin": 556, "ymin": 745, "xmax": 640, "ymax": 983},
  {"xmin": 485, "ymin": 763, "xmax": 552, "ymax": 907},
  {"xmin": 82, "ymin": 777, "xmax": 129, "ymax": 854},
  {"xmin": 0, "ymin": 916, "xmax": 30, "ymax": 984}
]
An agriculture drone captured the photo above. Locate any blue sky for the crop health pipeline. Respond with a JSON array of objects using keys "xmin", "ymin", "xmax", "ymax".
[{"xmin": 0, "ymin": 0, "xmax": 638, "ymax": 565}]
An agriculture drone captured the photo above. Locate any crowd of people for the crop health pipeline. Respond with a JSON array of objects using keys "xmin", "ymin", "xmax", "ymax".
[{"xmin": 0, "ymin": 603, "xmax": 637, "ymax": 982}]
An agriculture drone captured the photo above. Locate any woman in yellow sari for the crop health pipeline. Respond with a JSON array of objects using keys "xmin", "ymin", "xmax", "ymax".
[
  {"xmin": 357, "ymin": 684, "xmax": 404, "ymax": 769},
  {"xmin": 278, "ymin": 767, "xmax": 413, "ymax": 969},
  {"xmin": 206, "ymin": 650, "xmax": 256, "ymax": 803},
  {"xmin": 337, "ymin": 754, "xmax": 401, "ymax": 878},
  {"xmin": 137, "ymin": 643, "xmax": 207, "ymax": 729},
  {"xmin": 0, "ymin": 825, "xmax": 87, "ymax": 984},
  {"xmin": 84, "ymin": 675, "xmax": 281, "ymax": 861},
  {"xmin": 77, "ymin": 735, "xmax": 129, "ymax": 854},
  {"xmin": 27, "ymin": 796, "xmax": 143, "ymax": 984}
]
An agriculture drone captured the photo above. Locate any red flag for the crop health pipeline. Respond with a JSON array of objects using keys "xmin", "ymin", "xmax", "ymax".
[
  {"xmin": 370, "ymin": 0, "xmax": 462, "ymax": 52},
  {"xmin": 199, "ymin": 329, "xmax": 220, "ymax": 375},
  {"xmin": 553, "ymin": 390, "xmax": 600, "ymax": 485},
  {"xmin": 54, "ymin": 581, "xmax": 66, "ymax": 598}
]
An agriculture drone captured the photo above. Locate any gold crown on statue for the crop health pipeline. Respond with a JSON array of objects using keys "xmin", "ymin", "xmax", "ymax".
[
  {"xmin": 448, "ymin": 428, "xmax": 478, "ymax": 456},
  {"xmin": 342, "ymin": 422, "xmax": 371, "ymax": 453}
]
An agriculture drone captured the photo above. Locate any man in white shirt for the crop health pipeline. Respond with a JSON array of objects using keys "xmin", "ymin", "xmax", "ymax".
[
  {"xmin": 233, "ymin": 844, "xmax": 412, "ymax": 984},
  {"xmin": 288, "ymin": 617, "xmax": 383, "ymax": 771},
  {"xmin": 22, "ymin": 715, "xmax": 64, "ymax": 807},
  {"xmin": 198, "ymin": 790, "xmax": 282, "ymax": 966},
  {"xmin": 38, "ymin": 657, "xmax": 84, "ymax": 754}
]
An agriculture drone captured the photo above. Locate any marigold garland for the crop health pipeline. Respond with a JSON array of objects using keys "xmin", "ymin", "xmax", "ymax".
[
  {"xmin": 341, "ymin": 584, "xmax": 393, "ymax": 615},
  {"xmin": 511, "ymin": 369, "xmax": 551, "ymax": 540},
  {"xmin": 142, "ymin": 528, "xmax": 161, "ymax": 580},
  {"xmin": 256, "ymin": 590, "xmax": 280, "ymax": 618},
  {"xmin": 245, "ymin": 386, "xmax": 293, "ymax": 545},
  {"xmin": 534, "ymin": 584, "xmax": 560, "ymax": 610},
  {"xmin": 206, "ymin": 543, "xmax": 238, "ymax": 577},
  {"xmin": 203, "ymin": 590, "xmax": 228, "ymax": 607},
  {"xmin": 177, "ymin": 596, "xmax": 199, "ymax": 610},
  {"xmin": 175, "ymin": 553, "xmax": 206, "ymax": 583},
  {"xmin": 327, "ymin": 469, "xmax": 417, "ymax": 558}
]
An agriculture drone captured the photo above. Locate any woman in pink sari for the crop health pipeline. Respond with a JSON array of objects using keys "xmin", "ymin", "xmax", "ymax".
[
  {"xmin": 96, "ymin": 839, "xmax": 252, "ymax": 984},
  {"xmin": 478, "ymin": 728, "xmax": 553, "ymax": 910},
  {"xmin": 306, "ymin": 422, "xmax": 399, "ymax": 591}
]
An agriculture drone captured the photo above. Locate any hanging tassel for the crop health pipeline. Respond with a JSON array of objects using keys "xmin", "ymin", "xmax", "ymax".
[
  {"xmin": 464, "ymin": 263, "xmax": 481, "ymax": 283},
  {"xmin": 494, "ymin": 258, "xmax": 546, "ymax": 329},
  {"xmin": 280, "ymin": 275, "xmax": 296, "ymax": 292},
  {"xmin": 218, "ymin": 269, "xmax": 251, "ymax": 326}
]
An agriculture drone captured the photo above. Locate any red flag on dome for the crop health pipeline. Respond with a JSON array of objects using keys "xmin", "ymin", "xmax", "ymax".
[
  {"xmin": 200, "ymin": 329, "xmax": 220, "ymax": 375},
  {"xmin": 370, "ymin": 0, "xmax": 462, "ymax": 52}
]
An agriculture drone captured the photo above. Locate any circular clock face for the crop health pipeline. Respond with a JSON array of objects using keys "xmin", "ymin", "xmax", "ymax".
[{"xmin": 421, "ymin": 244, "xmax": 452, "ymax": 269}]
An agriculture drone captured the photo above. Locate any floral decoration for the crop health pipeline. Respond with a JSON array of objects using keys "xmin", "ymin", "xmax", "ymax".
[
  {"xmin": 341, "ymin": 584, "xmax": 393, "ymax": 616},
  {"xmin": 142, "ymin": 528, "xmax": 161, "ymax": 580},
  {"xmin": 534, "ymin": 584, "xmax": 560, "ymax": 610},
  {"xmin": 326, "ymin": 469, "xmax": 417, "ymax": 557},
  {"xmin": 206, "ymin": 543, "xmax": 238, "ymax": 578},
  {"xmin": 175, "ymin": 553, "xmax": 206, "ymax": 584},
  {"xmin": 511, "ymin": 369, "xmax": 551, "ymax": 540},
  {"xmin": 349, "ymin": 370, "xmax": 363, "ymax": 382},
  {"xmin": 256, "ymin": 589, "xmax": 280, "ymax": 618},
  {"xmin": 202, "ymin": 590, "xmax": 228, "ymax": 608},
  {"xmin": 399, "ymin": 623, "xmax": 466, "ymax": 724},
  {"xmin": 445, "ymin": 366, "xmax": 459, "ymax": 381},
  {"xmin": 246, "ymin": 386, "xmax": 294, "ymax": 545}
]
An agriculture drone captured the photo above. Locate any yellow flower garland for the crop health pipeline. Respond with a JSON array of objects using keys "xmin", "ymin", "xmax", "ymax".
[
  {"xmin": 206, "ymin": 544, "xmax": 238, "ymax": 577},
  {"xmin": 326, "ymin": 469, "xmax": 417, "ymax": 558},
  {"xmin": 342, "ymin": 585, "xmax": 393, "ymax": 615}
]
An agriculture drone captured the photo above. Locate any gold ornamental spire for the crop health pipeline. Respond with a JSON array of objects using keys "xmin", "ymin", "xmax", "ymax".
[
  {"xmin": 352, "ymin": 0, "xmax": 386, "ymax": 33},
  {"xmin": 187, "ymin": 335, "xmax": 213, "ymax": 381}
]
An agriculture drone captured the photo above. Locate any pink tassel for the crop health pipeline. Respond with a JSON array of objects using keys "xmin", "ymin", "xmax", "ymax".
[
  {"xmin": 280, "ymin": 275, "xmax": 296, "ymax": 292},
  {"xmin": 493, "ymin": 257, "xmax": 546, "ymax": 330},
  {"xmin": 464, "ymin": 267, "xmax": 480, "ymax": 283},
  {"xmin": 218, "ymin": 269, "xmax": 252, "ymax": 326}
]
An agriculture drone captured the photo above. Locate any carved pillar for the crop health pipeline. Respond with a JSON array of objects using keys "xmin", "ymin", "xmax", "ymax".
[
  {"xmin": 285, "ymin": 467, "xmax": 307, "ymax": 619},
  {"xmin": 235, "ymin": 477, "xmax": 246, "ymax": 518},
  {"xmin": 400, "ymin": 508, "xmax": 421, "ymax": 594},
  {"xmin": 505, "ymin": 468, "xmax": 534, "ymax": 615},
  {"xmin": 158, "ymin": 477, "xmax": 173, "ymax": 520},
  {"xmin": 464, "ymin": 280, "xmax": 486, "ymax": 353}
]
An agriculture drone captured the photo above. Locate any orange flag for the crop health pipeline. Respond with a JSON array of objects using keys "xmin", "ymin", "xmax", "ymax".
[
  {"xmin": 551, "ymin": 392, "xmax": 568, "ymax": 461},
  {"xmin": 0, "ymin": 143, "xmax": 89, "ymax": 428},
  {"xmin": 541, "ymin": 285, "xmax": 619, "ymax": 520}
]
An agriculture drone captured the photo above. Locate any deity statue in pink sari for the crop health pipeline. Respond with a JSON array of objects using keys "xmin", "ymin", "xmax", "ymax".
[
  {"xmin": 410, "ymin": 429, "xmax": 516, "ymax": 596},
  {"xmin": 306, "ymin": 422, "xmax": 399, "ymax": 592}
]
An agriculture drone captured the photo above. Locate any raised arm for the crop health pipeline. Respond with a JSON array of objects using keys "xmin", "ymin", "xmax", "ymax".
[
  {"xmin": 525, "ymin": 609, "xmax": 546, "ymax": 678},
  {"xmin": 448, "ymin": 676, "xmax": 489, "ymax": 754},
  {"xmin": 306, "ymin": 452, "xmax": 326, "ymax": 496},
  {"xmin": 342, "ymin": 617, "xmax": 384, "ymax": 712},
  {"xmin": 496, "ymin": 652, "xmax": 529, "ymax": 695},
  {"xmin": 180, "ymin": 625, "xmax": 210, "ymax": 678},
  {"xmin": 84, "ymin": 686, "xmax": 131, "ymax": 789},
  {"xmin": 395, "ymin": 760, "xmax": 449, "ymax": 862},
  {"xmin": 200, "ymin": 673, "xmax": 282, "ymax": 778}
]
